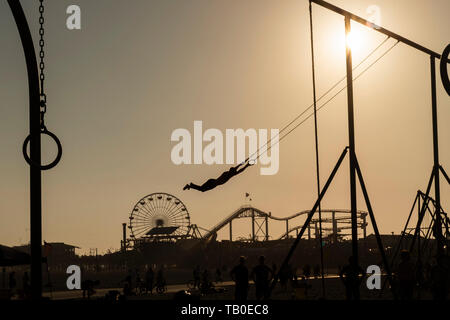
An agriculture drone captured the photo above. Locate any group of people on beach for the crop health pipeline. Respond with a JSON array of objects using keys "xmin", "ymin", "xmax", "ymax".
[
  {"xmin": 121, "ymin": 265, "xmax": 166, "ymax": 296},
  {"xmin": 5, "ymin": 271, "xmax": 30, "ymax": 299},
  {"xmin": 5, "ymin": 249, "xmax": 447, "ymax": 300},
  {"xmin": 227, "ymin": 255, "xmax": 324, "ymax": 300},
  {"xmin": 338, "ymin": 251, "xmax": 450, "ymax": 300},
  {"xmin": 225, "ymin": 250, "xmax": 449, "ymax": 300}
]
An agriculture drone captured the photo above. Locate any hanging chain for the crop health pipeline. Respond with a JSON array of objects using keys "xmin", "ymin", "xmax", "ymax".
[
  {"xmin": 38, "ymin": 0, "xmax": 47, "ymax": 131},
  {"xmin": 20, "ymin": 0, "xmax": 63, "ymax": 170}
]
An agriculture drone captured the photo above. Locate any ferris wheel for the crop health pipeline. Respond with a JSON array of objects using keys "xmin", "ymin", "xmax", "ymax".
[{"xmin": 128, "ymin": 192, "xmax": 191, "ymax": 239}]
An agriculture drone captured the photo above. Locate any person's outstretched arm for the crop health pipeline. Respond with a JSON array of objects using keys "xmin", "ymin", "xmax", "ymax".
[
  {"xmin": 233, "ymin": 162, "xmax": 245, "ymax": 171},
  {"xmin": 236, "ymin": 162, "xmax": 253, "ymax": 174}
]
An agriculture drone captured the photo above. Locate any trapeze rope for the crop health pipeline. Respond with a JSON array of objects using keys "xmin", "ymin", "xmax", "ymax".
[
  {"xmin": 245, "ymin": 35, "xmax": 391, "ymax": 164},
  {"xmin": 249, "ymin": 38, "xmax": 400, "ymax": 162},
  {"xmin": 308, "ymin": 0, "xmax": 326, "ymax": 298}
]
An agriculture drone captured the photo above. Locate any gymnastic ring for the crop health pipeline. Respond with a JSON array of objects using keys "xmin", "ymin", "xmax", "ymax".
[
  {"xmin": 440, "ymin": 43, "xmax": 450, "ymax": 96},
  {"xmin": 22, "ymin": 128, "xmax": 62, "ymax": 170}
]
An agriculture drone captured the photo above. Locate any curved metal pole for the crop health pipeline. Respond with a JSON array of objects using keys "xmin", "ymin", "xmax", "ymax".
[{"xmin": 8, "ymin": 0, "xmax": 43, "ymax": 300}]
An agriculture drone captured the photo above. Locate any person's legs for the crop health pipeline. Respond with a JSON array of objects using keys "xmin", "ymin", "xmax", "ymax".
[
  {"xmin": 344, "ymin": 284, "xmax": 353, "ymax": 300},
  {"xmin": 404, "ymin": 283, "xmax": 413, "ymax": 300},
  {"xmin": 235, "ymin": 285, "xmax": 247, "ymax": 300},
  {"xmin": 353, "ymin": 285, "xmax": 360, "ymax": 300},
  {"xmin": 243, "ymin": 287, "xmax": 248, "ymax": 300},
  {"xmin": 187, "ymin": 179, "xmax": 217, "ymax": 192},
  {"xmin": 255, "ymin": 284, "xmax": 263, "ymax": 300}
]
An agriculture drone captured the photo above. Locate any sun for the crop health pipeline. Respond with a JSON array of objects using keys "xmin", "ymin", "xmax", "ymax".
[{"xmin": 346, "ymin": 30, "xmax": 362, "ymax": 51}]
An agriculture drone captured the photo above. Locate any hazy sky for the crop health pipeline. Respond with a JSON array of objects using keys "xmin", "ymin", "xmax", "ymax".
[{"xmin": 0, "ymin": 0, "xmax": 449, "ymax": 255}]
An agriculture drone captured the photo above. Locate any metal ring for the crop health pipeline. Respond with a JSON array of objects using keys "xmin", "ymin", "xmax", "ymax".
[
  {"xmin": 22, "ymin": 129, "xmax": 62, "ymax": 170},
  {"xmin": 440, "ymin": 43, "xmax": 450, "ymax": 96}
]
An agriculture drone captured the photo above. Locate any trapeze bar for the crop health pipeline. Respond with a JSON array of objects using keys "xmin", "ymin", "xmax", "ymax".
[{"xmin": 311, "ymin": 0, "xmax": 446, "ymax": 60}]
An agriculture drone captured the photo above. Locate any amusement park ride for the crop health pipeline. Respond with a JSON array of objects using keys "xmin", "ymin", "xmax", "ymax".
[
  {"xmin": 122, "ymin": 192, "xmax": 205, "ymax": 249},
  {"xmin": 7, "ymin": 0, "xmax": 449, "ymax": 300},
  {"xmin": 121, "ymin": 197, "xmax": 369, "ymax": 249}
]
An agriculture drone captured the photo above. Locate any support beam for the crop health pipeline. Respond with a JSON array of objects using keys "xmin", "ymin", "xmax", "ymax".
[
  {"xmin": 268, "ymin": 147, "xmax": 348, "ymax": 297},
  {"xmin": 311, "ymin": 0, "xmax": 445, "ymax": 59},
  {"xmin": 440, "ymin": 166, "xmax": 450, "ymax": 185},
  {"xmin": 8, "ymin": 0, "xmax": 42, "ymax": 300},
  {"xmin": 229, "ymin": 221, "xmax": 232, "ymax": 241},
  {"xmin": 381, "ymin": 190, "xmax": 421, "ymax": 295},
  {"xmin": 430, "ymin": 57, "xmax": 443, "ymax": 255},
  {"xmin": 332, "ymin": 211, "xmax": 337, "ymax": 243},
  {"xmin": 285, "ymin": 220, "xmax": 289, "ymax": 239},
  {"xmin": 122, "ymin": 223, "xmax": 127, "ymax": 252},
  {"xmin": 362, "ymin": 214, "xmax": 367, "ymax": 239},
  {"xmin": 345, "ymin": 15, "xmax": 359, "ymax": 269},
  {"xmin": 355, "ymin": 157, "xmax": 396, "ymax": 299},
  {"xmin": 265, "ymin": 216, "xmax": 269, "ymax": 241},
  {"xmin": 314, "ymin": 222, "xmax": 319, "ymax": 240},
  {"xmin": 251, "ymin": 209, "xmax": 255, "ymax": 242}
]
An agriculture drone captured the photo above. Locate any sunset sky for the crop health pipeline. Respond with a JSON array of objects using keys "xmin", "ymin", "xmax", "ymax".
[{"xmin": 0, "ymin": 0, "xmax": 449, "ymax": 255}]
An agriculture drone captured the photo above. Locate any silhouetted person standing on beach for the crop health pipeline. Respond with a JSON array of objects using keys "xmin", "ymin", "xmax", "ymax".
[
  {"xmin": 313, "ymin": 264, "xmax": 321, "ymax": 278},
  {"xmin": 193, "ymin": 265, "xmax": 201, "ymax": 289},
  {"xmin": 303, "ymin": 264, "xmax": 311, "ymax": 279},
  {"xmin": 22, "ymin": 272, "xmax": 30, "ymax": 298},
  {"xmin": 395, "ymin": 250, "xmax": 415, "ymax": 300},
  {"xmin": 430, "ymin": 255, "xmax": 449, "ymax": 300},
  {"xmin": 251, "ymin": 256, "xmax": 273, "ymax": 300},
  {"xmin": 145, "ymin": 266, "xmax": 154, "ymax": 294},
  {"xmin": 215, "ymin": 268, "xmax": 222, "ymax": 283},
  {"xmin": 339, "ymin": 256, "xmax": 364, "ymax": 300},
  {"xmin": 230, "ymin": 256, "xmax": 249, "ymax": 300},
  {"xmin": 279, "ymin": 264, "xmax": 288, "ymax": 291},
  {"xmin": 184, "ymin": 162, "xmax": 253, "ymax": 192},
  {"xmin": 8, "ymin": 272, "xmax": 16, "ymax": 292},
  {"xmin": 81, "ymin": 280, "xmax": 99, "ymax": 299},
  {"xmin": 123, "ymin": 269, "xmax": 133, "ymax": 296},
  {"xmin": 156, "ymin": 267, "xmax": 166, "ymax": 292}
]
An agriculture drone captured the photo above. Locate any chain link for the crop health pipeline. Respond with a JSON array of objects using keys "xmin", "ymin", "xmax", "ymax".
[
  {"xmin": 22, "ymin": 0, "xmax": 62, "ymax": 170},
  {"xmin": 38, "ymin": 0, "xmax": 46, "ymax": 130}
]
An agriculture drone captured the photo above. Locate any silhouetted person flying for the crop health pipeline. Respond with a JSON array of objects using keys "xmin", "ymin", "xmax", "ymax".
[{"xmin": 184, "ymin": 161, "xmax": 254, "ymax": 192}]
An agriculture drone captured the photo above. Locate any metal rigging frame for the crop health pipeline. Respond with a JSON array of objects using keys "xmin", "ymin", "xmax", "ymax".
[{"xmin": 268, "ymin": 0, "xmax": 449, "ymax": 299}]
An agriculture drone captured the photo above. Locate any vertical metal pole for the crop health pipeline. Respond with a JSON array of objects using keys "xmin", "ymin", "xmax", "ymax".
[
  {"xmin": 363, "ymin": 214, "xmax": 367, "ymax": 239},
  {"xmin": 2, "ymin": 268, "xmax": 5, "ymax": 289},
  {"xmin": 286, "ymin": 220, "xmax": 289, "ymax": 239},
  {"xmin": 122, "ymin": 223, "xmax": 127, "ymax": 252},
  {"xmin": 315, "ymin": 222, "xmax": 318, "ymax": 239},
  {"xmin": 8, "ymin": 0, "xmax": 43, "ymax": 300},
  {"xmin": 417, "ymin": 196, "xmax": 421, "ymax": 260},
  {"xmin": 265, "ymin": 216, "xmax": 269, "ymax": 241},
  {"xmin": 229, "ymin": 221, "xmax": 232, "ymax": 241},
  {"xmin": 251, "ymin": 210, "xmax": 255, "ymax": 242},
  {"xmin": 430, "ymin": 56, "xmax": 443, "ymax": 256},
  {"xmin": 332, "ymin": 211, "xmax": 337, "ymax": 243},
  {"xmin": 345, "ymin": 16, "xmax": 359, "ymax": 268}
]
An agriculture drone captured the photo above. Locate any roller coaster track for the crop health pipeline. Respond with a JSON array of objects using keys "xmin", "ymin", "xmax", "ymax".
[{"xmin": 203, "ymin": 205, "xmax": 368, "ymax": 240}]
